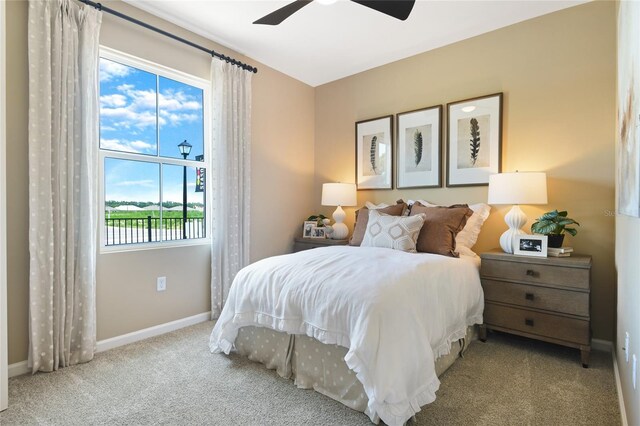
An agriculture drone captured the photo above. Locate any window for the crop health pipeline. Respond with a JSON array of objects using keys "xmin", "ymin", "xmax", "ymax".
[{"xmin": 99, "ymin": 49, "xmax": 209, "ymax": 248}]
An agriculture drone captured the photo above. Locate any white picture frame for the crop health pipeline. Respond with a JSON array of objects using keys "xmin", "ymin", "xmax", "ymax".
[
  {"xmin": 396, "ymin": 105, "xmax": 442, "ymax": 189},
  {"xmin": 514, "ymin": 234, "xmax": 548, "ymax": 257},
  {"xmin": 310, "ymin": 226, "xmax": 326, "ymax": 239},
  {"xmin": 302, "ymin": 221, "xmax": 316, "ymax": 238},
  {"xmin": 446, "ymin": 93, "xmax": 503, "ymax": 187},
  {"xmin": 356, "ymin": 115, "xmax": 393, "ymax": 190}
]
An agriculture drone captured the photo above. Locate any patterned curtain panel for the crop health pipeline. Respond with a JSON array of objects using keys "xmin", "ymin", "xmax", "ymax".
[
  {"xmin": 210, "ymin": 60, "xmax": 252, "ymax": 319},
  {"xmin": 27, "ymin": 0, "xmax": 101, "ymax": 373}
]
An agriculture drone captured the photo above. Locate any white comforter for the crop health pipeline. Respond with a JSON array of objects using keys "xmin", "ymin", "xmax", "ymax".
[{"xmin": 209, "ymin": 246, "xmax": 484, "ymax": 425}]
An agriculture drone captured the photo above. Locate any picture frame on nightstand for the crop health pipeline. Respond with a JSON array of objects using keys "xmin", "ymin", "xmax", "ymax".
[
  {"xmin": 310, "ymin": 226, "xmax": 326, "ymax": 239},
  {"xmin": 302, "ymin": 221, "xmax": 316, "ymax": 238},
  {"xmin": 514, "ymin": 235, "xmax": 547, "ymax": 257}
]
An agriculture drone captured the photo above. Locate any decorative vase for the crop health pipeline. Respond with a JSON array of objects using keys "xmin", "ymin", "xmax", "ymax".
[{"xmin": 547, "ymin": 234, "xmax": 565, "ymax": 248}]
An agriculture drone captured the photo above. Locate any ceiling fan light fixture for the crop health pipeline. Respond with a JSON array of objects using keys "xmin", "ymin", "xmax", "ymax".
[{"xmin": 316, "ymin": 0, "xmax": 338, "ymax": 4}]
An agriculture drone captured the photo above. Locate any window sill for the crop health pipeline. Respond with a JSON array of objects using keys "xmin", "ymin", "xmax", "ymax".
[{"xmin": 100, "ymin": 238, "xmax": 211, "ymax": 255}]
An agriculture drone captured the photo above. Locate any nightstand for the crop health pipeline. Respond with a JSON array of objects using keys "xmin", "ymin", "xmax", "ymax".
[
  {"xmin": 293, "ymin": 237, "xmax": 349, "ymax": 252},
  {"xmin": 479, "ymin": 249, "xmax": 592, "ymax": 367}
]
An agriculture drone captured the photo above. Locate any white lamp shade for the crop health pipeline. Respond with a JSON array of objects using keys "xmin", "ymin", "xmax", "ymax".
[
  {"xmin": 487, "ymin": 172, "xmax": 548, "ymax": 205},
  {"xmin": 321, "ymin": 183, "xmax": 357, "ymax": 207}
]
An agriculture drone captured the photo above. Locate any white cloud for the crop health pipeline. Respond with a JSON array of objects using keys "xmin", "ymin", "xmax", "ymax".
[
  {"xmin": 99, "ymin": 60, "xmax": 131, "ymax": 82},
  {"xmin": 101, "ymin": 138, "xmax": 156, "ymax": 154},
  {"xmin": 158, "ymin": 89, "xmax": 201, "ymax": 111},
  {"xmin": 115, "ymin": 179, "xmax": 156, "ymax": 187},
  {"xmin": 100, "ymin": 107, "xmax": 159, "ymax": 129},
  {"xmin": 100, "ymin": 94, "xmax": 127, "ymax": 108}
]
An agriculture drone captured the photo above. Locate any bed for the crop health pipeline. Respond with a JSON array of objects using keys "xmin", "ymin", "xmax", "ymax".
[{"xmin": 209, "ymin": 244, "xmax": 484, "ymax": 425}]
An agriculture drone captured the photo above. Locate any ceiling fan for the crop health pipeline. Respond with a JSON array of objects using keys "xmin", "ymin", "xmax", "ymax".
[{"xmin": 253, "ymin": 0, "xmax": 416, "ymax": 25}]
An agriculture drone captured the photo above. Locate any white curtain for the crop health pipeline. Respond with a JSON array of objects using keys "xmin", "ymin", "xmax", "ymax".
[
  {"xmin": 27, "ymin": 0, "xmax": 101, "ymax": 373},
  {"xmin": 210, "ymin": 60, "xmax": 252, "ymax": 319}
]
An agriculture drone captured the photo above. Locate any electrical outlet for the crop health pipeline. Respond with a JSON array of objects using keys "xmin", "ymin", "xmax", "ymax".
[
  {"xmin": 625, "ymin": 332, "xmax": 630, "ymax": 362},
  {"xmin": 157, "ymin": 276, "xmax": 167, "ymax": 292},
  {"xmin": 633, "ymin": 354, "xmax": 637, "ymax": 390}
]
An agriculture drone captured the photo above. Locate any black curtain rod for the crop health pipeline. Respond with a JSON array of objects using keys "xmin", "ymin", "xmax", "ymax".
[{"xmin": 78, "ymin": 0, "xmax": 258, "ymax": 73}]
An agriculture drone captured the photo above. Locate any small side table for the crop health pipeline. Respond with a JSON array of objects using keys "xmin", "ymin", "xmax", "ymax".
[
  {"xmin": 479, "ymin": 249, "xmax": 592, "ymax": 367},
  {"xmin": 293, "ymin": 237, "xmax": 349, "ymax": 252}
]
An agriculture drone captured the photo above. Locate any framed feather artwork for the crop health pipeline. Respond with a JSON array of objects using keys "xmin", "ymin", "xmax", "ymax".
[
  {"xmin": 446, "ymin": 93, "xmax": 503, "ymax": 187},
  {"xmin": 396, "ymin": 105, "xmax": 442, "ymax": 189},
  {"xmin": 355, "ymin": 115, "xmax": 393, "ymax": 190}
]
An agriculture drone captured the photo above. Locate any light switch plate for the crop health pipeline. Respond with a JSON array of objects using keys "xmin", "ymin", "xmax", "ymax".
[
  {"xmin": 157, "ymin": 276, "xmax": 167, "ymax": 292},
  {"xmin": 625, "ymin": 332, "xmax": 630, "ymax": 362}
]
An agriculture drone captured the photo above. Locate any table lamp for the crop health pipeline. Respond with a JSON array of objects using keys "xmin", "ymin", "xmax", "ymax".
[
  {"xmin": 321, "ymin": 183, "xmax": 357, "ymax": 240},
  {"xmin": 488, "ymin": 172, "xmax": 548, "ymax": 254}
]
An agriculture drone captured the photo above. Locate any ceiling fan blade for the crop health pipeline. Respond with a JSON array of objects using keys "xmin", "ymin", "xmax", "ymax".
[
  {"xmin": 253, "ymin": 0, "xmax": 313, "ymax": 25},
  {"xmin": 350, "ymin": 0, "xmax": 415, "ymax": 21}
]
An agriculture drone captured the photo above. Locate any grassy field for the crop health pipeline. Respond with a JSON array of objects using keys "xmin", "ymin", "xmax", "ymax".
[{"xmin": 105, "ymin": 210, "xmax": 204, "ymax": 219}]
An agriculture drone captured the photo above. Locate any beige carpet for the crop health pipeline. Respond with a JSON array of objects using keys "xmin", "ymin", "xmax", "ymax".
[{"xmin": 0, "ymin": 322, "xmax": 620, "ymax": 425}]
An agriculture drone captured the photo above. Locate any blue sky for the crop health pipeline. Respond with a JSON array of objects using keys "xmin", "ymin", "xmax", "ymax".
[{"xmin": 100, "ymin": 58, "xmax": 205, "ymax": 204}]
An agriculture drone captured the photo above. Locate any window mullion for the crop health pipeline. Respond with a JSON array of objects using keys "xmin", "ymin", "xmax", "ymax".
[{"xmin": 156, "ymin": 74, "xmax": 162, "ymax": 243}]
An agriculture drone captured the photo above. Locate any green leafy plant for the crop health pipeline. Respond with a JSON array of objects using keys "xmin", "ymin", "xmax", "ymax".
[
  {"xmin": 307, "ymin": 214, "xmax": 328, "ymax": 227},
  {"xmin": 531, "ymin": 210, "xmax": 580, "ymax": 236}
]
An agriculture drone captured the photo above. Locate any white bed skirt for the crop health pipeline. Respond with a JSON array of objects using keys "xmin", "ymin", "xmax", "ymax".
[{"xmin": 233, "ymin": 325, "xmax": 477, "ymax": 421}]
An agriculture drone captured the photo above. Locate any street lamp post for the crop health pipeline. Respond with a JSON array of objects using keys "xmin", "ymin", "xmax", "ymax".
[{"xmin": 178, "ymin": 140, "xmax": 192, "ymax": 239}]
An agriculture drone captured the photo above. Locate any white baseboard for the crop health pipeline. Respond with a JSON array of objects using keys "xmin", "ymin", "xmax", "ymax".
[
  {"xmin": 9, "ymin": 311, "xmax": 211, "ymax": 378},
  {"xmin": 612, "ymin": 349, "xmax": 629, "ymax": 426},
  {"xmin": 96, "ymin": 311, "xmax": 211, "ymax": 353},
  {"xmin": 592, "ymin": 338, "xmax": 613, "ymax": 353},
  {"xmin": 8, "ymin": 361, "xmax": 28, "ymax": 379}
]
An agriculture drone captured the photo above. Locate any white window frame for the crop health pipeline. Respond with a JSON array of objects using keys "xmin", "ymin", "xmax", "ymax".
[
  {"xmin": 0, "ymin": 0, "xmax": 8, "ymax": 412},
  {"xmin": 99, "ymin": 47, "xmax": 211, "ymax": 253}
]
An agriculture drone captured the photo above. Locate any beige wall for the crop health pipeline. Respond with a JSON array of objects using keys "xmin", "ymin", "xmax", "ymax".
[
  {"xmin": 5, "ymin": 0, "xmax": 315, "ymax": 363},
  {"xmin": 616, "ymin": 2, "xmax": 640, "ymax": 424},
  {"xmin": 314, "ymin": 1, "xmax": 616, "ymax": 340}
]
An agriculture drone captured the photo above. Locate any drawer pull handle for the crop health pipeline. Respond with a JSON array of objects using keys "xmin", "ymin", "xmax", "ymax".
[
  {"xmin": 525, "ymin": 318, "xmax": 535, "ymax": 327},
  {"xmin": 525, "ymin": 269, "xmax": 538, "ymax": 277},
  {"xmin": 525, "ymin": 293, "xmax": 535, "ymax": 301}
]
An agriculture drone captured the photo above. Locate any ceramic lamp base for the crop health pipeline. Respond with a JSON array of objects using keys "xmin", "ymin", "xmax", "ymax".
[
  {"xmin": 331, "ymin": 206, "xmax": 349, "ymax": 239},
  {"xmin": 500, "ymin": 205, "xmax": 528, "ymax": 254}
]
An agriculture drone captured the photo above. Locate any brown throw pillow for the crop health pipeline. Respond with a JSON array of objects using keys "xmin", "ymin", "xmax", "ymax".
[
  {"xmin": 409, "ymin": 203, "xmax": 473, "ymax": 257},
  {"xmin": 350, "ymin": 203, "xmax": 407, "ymax": 246}
]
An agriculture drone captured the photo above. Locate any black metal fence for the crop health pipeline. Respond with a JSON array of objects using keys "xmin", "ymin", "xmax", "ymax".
[{"xmin": 105, "ymin": 216, "xmax": 206, "ymax": 246}]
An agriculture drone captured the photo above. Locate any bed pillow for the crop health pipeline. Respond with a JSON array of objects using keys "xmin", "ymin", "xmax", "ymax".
[
  {"xmin": 350, "ymin": 202, "xmax": 407, "ymax": 246},
  {"xmin": 409, "ymin": 203, "xmax": 473, "ymax": 257},
  {"xmin": 361, "ymin": 210, "xmax": 426, "ymax": 253},
  {"xmin": 365, "ymin": 201, "xmax": 390, "ymax": 209},
  {"xmin": 410, "ymin": 200, "xmax": 491, "ymax": 255}
]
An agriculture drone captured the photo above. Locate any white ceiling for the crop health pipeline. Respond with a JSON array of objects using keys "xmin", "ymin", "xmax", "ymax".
[{"xmin": 124, "ymin": 0, "xmax": 587, "ymax": 87}]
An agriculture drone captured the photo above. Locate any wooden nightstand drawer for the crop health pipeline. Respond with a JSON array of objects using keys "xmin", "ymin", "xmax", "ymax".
[
  {"xmin": 484, "ymin": 303, "xmax": 590, "ymax": 345},
  {"xmin": 482, "ymin": 279, "xmax": 589, "ymax": 317},
  {"xmin": 481, "ymin": 258, "xmax": 589, "ymax": 290},
  {"xmin": 293, "ymin": 237, "xmax": 349, "ymax": 252}
]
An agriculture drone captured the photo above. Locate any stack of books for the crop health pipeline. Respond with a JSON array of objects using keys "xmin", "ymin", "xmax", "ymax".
[{"xmin": 548, "ymin": 247, "xmax": 573, "ymax": 257}]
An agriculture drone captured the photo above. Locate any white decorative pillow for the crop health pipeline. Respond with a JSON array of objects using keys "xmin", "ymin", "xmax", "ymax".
[
  {"xmin": 410, "ymin": 200, "xmax": 491, "ymax": 255},
  {"xmin": 361, "ymin": 210, "xmax": 426, "ymax": 252}
]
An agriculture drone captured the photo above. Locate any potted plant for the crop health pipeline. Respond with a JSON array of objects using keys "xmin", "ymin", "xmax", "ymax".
[{"xmin": 530, "ymin": 210, "xmax": 580, "ymax": 248}]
